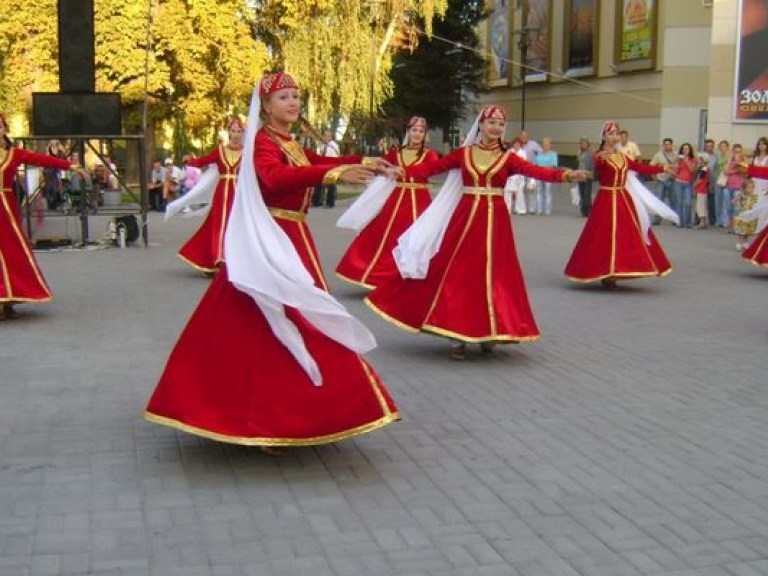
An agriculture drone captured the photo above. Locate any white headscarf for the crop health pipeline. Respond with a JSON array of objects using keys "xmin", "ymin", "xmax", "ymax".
[{"xmin": 223, "ymin": 81, "xmax": 377, "ymax": 386}]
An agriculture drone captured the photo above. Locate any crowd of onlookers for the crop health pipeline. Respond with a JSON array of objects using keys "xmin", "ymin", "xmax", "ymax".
[
  {"xmin": 41, "ymin": 139, "xmax": 120, "ymax": 213},
  {"xmin": 503, "ymin": 129, "xmax": 768, "ymax": 250}
]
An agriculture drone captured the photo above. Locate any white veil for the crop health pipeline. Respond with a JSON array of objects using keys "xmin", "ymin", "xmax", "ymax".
[
  {"xmin": 223, "ymin": 83, "xmax": 377, "ymax": 386},
  {"xmin": 392, "ymin": 110, "xmax": 484, "ymax": 278}
]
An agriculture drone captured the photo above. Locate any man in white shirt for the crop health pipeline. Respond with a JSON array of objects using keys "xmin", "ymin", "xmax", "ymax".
[
  {"xmin": 618, "ymin": 130, "xmax": 642, "ymax": 161},
  {"xmin": 312, "ymin": 130, "xmax": 341, "ymax": 207},
  {"xmin": 162, "ymin": 157, "xmax": 183, "ymax": 209}
]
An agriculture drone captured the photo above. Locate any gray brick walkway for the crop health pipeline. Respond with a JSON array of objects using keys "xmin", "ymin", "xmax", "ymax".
[{"xmin": 1, "ymin": 194, "xmax": 766, "ymax": 576}]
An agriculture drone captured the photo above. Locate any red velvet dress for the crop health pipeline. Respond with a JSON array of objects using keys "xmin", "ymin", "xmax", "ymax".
[
  {"xmin": 564, "ymin": 153, "xmax": 671, "ymax": 283},
  {"xmin": 1, "ymin": 147, "xmax": 72, "ymax": 305},
  {"xmin": 365, "ymin": 144, "xmax": 567, "ymax": 343},
  {"xmin": 177, "ymin": 146, "xmax": 242, "ymax": 272},
  {"xmin": 336, "ymin": 147, "xmax": 437, "ymax": 288},
  {"xmin": 145, "ymin": 128, "xmax": 399, "ymax": 446},
  {"xmin": 743, "ymin": 165, "xmax": 768, "ymax": 267}
]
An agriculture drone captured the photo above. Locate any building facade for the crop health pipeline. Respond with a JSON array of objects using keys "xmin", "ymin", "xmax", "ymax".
[{"xmin": 468, "ymin": 0, "xmax": 768, "ymax": 158}]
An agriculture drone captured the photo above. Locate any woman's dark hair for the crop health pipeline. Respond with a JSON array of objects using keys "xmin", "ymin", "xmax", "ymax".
[
  {"xmin": 2, "ymin": 135, "xmax": 12, "ymax": 149},
  {"xmin": 678, "ymin": 142, "xmax": 694, "ymax": 158},
  {"xmin": 752, "ymin": 136, "xmax": 768, "ymax": 161}
]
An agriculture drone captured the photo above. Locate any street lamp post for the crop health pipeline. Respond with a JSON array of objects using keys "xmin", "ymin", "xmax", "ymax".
[{"xmin": 514, "ymin": 26, "xmax": 538, "ymax": 131}]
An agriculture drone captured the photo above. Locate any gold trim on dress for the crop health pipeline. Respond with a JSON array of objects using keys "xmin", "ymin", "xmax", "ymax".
[
  {"xmin": 268, "ymin": 207, "xmax": 305, "ymax": 222},
  {"xmin": 421, "ymin": 324, "xmax": 540, "ymax": 343},
  {"xmin": 335, "ymin": 271, "xmax": 376, "ymax": 290},
  {"xmin": 364, "ymin": 297, "xmax": 421, "ymax": 333},
  {"xmin": 176, "ymin": 252, "xmax": 217, "ymax": 274},
  {"xmin": 143, "ymin": 409, "xmax": 400, "ymax": 447},
  {"xmin": 463, "ymin": 187, "xmax": 504, "ymax": 196}
]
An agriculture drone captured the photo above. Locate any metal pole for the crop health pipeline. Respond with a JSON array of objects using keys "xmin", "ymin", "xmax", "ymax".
[
  {"xmin": 77, "ymin": 139, "xmax": 89, "ymax": 244},
  {"xmin": 138, "ymin": 136, "xmax": 149, "ymax": 247}
]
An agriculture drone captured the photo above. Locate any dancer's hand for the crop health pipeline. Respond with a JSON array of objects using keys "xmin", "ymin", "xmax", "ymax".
[
  {"xmin": 339, "ymin": 165, "xmax": 376, "ymax": 184},
  {"xmin": 663, "ymin": 164, "xmax": 677, "ymax": 174},
  {"xmin": 566, "ymin": 169, "xmax": 589, "ymax": 182}
]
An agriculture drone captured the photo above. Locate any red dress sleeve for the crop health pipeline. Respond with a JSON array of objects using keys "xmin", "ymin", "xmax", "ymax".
[
  {"xmin": 186, "ymin": 148, "xmax": 220, "ymax": 168},
  {"xmin": 505, "ymin": 152, "xmax": 566, "ymax": 182},
  {"xmin": 627, "ymin": 157, "xmax": 665, "ymax": 177},
  {"xmin": 255, "ymin": 132, "xmax": 338, "ymax": 191},
  {"xmin": 14, "ymin": 149, "xmax": 72, "ymax": 171},
  {"xmin": 405, "ymin": 148, "xmax": 463, "ymax": 180},
  {"xmin": 303, "ymin": 149, "xmax": 363, "ymax": 166}
]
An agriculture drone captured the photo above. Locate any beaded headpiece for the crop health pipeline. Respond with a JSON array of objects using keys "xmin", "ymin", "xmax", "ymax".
[
  {"xmin": 479, "ymin": 105, "xmax": 507, "ymax": 121},
  {"xmin": 601, "ymin": 120, "xmax": 620, "ymax": 136},
  {"xmin": 259, "ymin": 72, "xmax": 298, "ymax": 96},
  {"xmin": 408, "ymin": 116, "xmax": 427, "ymax": 129},
  {"xmin": 226, "ymin": 117, "xmax": 245, "ymax": 130}
]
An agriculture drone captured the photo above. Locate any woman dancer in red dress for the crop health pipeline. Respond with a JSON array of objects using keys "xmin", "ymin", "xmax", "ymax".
[
  {"xmin": 336, "ymin": 116, "xmax": 437, "ymax": 288},
  {"xmin": 365, "ymin": 105, "xmax": 585, "ymax": 360},
  {"xmin": 0, "ymin": 112, "xmax": 80, "ymax": 320},
  {"xmin": 564, "ymin": 121, "xmax": 677, "ymax": 287},
  {"xmin": 174, "ymin": 117, "xmax": 245, "ymax": 273},
  {"xmin": 741, "ymin": 164, "xmax": 768, "ymax": 267},
  {"xmin": 145, "ymin": 72, "xmax": 399, "ymax": 449}
]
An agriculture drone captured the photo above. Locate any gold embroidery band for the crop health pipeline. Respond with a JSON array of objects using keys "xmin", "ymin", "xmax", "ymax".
[
  {"xmin": 219, "ymin": 174, "xmax": 237, "ymax": 180},
  {"xmin": 463, "ymin": 187, "xmax": 504, "ymax": 196},
  {"xmin": 268, "ymin": 207, "xmax": 305, "ymax": 222},
  {"xmin": 397, "ymin": 182, "xmax": 428, "ymax": 189}
]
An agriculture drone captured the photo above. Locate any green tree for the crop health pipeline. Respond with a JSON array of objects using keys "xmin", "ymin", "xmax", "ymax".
[{"xmin": 382, "ymin": 0, "xmax": 487, "ymax": 143}]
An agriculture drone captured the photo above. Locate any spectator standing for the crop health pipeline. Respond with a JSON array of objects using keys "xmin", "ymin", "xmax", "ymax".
[
  {"xmin": 180, "ymin": 154, "xmax": 202, "ymax": 197},
  {"xmin": 714, "ymin": 140, "xmax": 730, "ymax": 227},
  {"xmin": 733, "ymin": 178, "xmax": 759, "ymax": 250},
  {"xmin": 43, "ymin": 139, "xmax": 66, "ymax": 210},
  {"xmin": 163, "ymin": 157, "xmax": 182, "ymax": 207},
  {"xmin": 750, "ymin": 136, "xmax": 768, "ymax": 197},
  {"xmin": 673, "ymin": 143, "xmax": 699, "ymax": 228},
  {"xmin": 618, "ymin": 129, "xmax": 642, "ymax": 161},
  {"xmin": 504, "ymin": 139, "xmax": 528, "ymax": 214},
  {"xmin": 649, "ymin": 138, "xmax": 677, "ymax": 224},
  {"xmin": 519, "ymin": 130, "xmax": 542, "ymax": 211},
  {"xmin": 701, "ymin": 139, "xmax": 718, "ymax": 223},
  {"xmin": 312, "ymin": 130, "xmax": 341, "ymax": 207},
  {"xmin": 534, "ymin": 137, "xmax": 558, "ymax": 215},
  {"xmin": 148, "ymin": 160, "xmax": 165, "ymax": 211},
  {"xmin": 576, "ymin": 137, "xmax": 594, "ymax": 217},
  {"xmin": 723, "ymin": 143, "xmax": 747, "ymax": 232}
]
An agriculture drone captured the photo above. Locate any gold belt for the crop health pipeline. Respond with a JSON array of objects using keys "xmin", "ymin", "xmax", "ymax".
[
  {"xmin": 397, "ymin": 182, "xmax": 428, "ymax": 189},
  {"xmin": 220, "ymin": 174, "xmax": 237, "ymax": 180},
  {"xmin": 268, "ymin": 207, "xmax": 305, "ymax": 222},
  {"xmin": 463, "ymin": 187, "xmax": 504, "ymax": 196},
  {"xmin": 601, "ymin": 186, "xmax": 625, "ymax": 191}
]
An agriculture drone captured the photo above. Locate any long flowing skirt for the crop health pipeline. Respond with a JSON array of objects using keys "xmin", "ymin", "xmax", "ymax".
[
  {"xmin": 144, "ymin": 265, "xmax": 399, "ymax": 446},
  {"xmin": 564, "ymin": 188, "xmax": 672, "ymax": 282},
  {"xmin": 365, "ymin": 194, "xmax": 540, "ymax": 343},
  {"xmin": 336, "ymin": 187, "xmax": 431, "ymax": 289},
  {"xmin": 0, "ymin": 190, "xmax": 52, "ymax": 304},
  {"xmin": 742, "ymin": 225, "xmax": 768, "ymax": 267},
  {"xmin": 177, "ymin": 186, "xmax": 234, "ymax": 272}
]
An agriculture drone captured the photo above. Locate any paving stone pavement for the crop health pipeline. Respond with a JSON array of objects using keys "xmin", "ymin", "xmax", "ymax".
[{"xmin": 1, "ymin": 193, "xmax": 766, "ymax": 576}]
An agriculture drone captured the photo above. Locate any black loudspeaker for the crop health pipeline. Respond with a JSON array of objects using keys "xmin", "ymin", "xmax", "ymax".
[
  {"xmin": 32, "ymin": 92, "xmax": 122, "ymax": 136},
  {"xmin": 115, "ymin": 215, "xmax": 139, "ymax": 245},
  {"xmin": 58, "ymin": 0, "xmax": 95, "ymax": 92}
]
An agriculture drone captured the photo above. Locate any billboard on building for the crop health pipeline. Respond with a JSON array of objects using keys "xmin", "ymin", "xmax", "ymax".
[
  {"xmin": 616, "ymin": 0, "xmax": 655, "ymax": 71},
  {"xmin": 488, "ymin": 0, "xmax": 510, "ymax": 85},
  {"xmin": 565, "ymin": 0, "xmax": 598, "ymax": 77},
  {"xmin": 523, "ymin": 0, "xmax": 551, "ymax": 82},
  {"xmin": 734, "ymin": 0, "xmax": 768, "ymax": 122}
]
